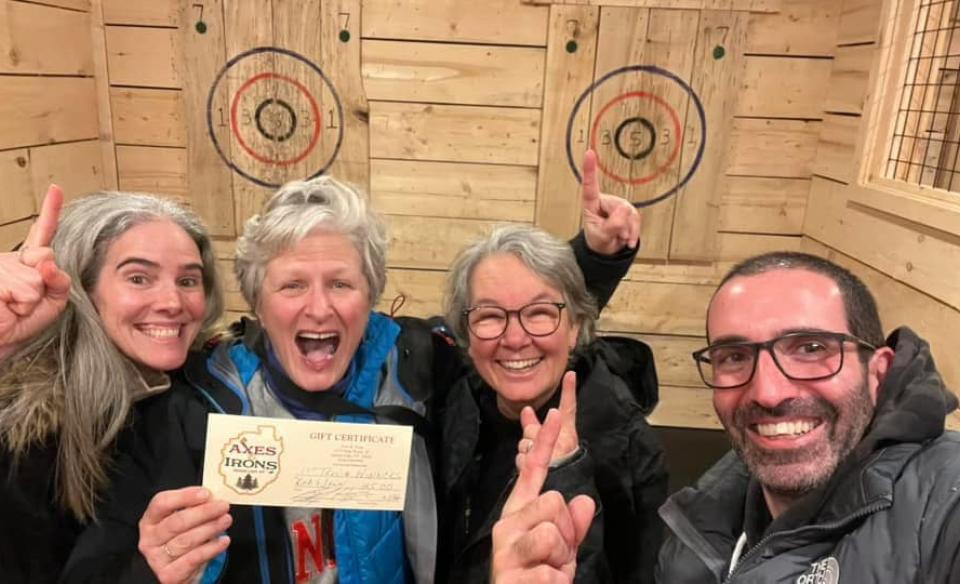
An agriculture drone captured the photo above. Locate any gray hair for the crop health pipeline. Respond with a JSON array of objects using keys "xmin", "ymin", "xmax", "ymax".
[
  {"xmin": 235, "ymin": 176, "xmax": 387, "ymax": 309},
  {"xmin": 0, "ymin": 192, "xmax": 223, "ymax": 521},
  {"xmin": 445, "ymin": 224, "xmax": 597, "ymax": 349}
]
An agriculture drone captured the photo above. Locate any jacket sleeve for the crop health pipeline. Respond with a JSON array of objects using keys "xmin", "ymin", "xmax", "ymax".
[
  {"xmin": 539, "ymin": 447, "xmax": 614, "ymax": 583},
  {"xmin": 60, "ymin": 389, "xmax": 206, "ymax": 584},
  {"xmin": 570, "ymin": 231, "xmax": 637, "ymax": 312}
]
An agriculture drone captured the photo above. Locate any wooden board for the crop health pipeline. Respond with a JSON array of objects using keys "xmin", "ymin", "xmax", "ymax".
[
  {"xmin": 178, "ymin": 0, "xmax": 234, "ymax": 236},
  {"xmin": 110, "ymin": 87, "xmax": 186, "ymax": 146},
  {"xmin": 0, "ymin": 77, "xmax": 99, "ymax": 150},
  {"xmin": 824, "ymin": 44, "xmax": 874, "ymax": 115},
  {"xmin": 21, "ymin": 0, "xmax": 89, "ymax": 10},
  {"xmin": 0, "ymin": 150, "xmax": 35, "ymax": 223},
  {"xmin": 716, "ymin": 232, "xmax": 803, "ymax": 259},
  {"xmin": 804, "ymin": 177, "xmax": 960, "ymax": 312},
  {"xmin": 736, "ymin": 56, "xmax": 833, "ymax": 119},
  {"xmin": 615, "ymin": 332, "xmax": 706, "ymax": 388},
  {"xmin": 838, "ymin": 0, "xmax": 883, "ymax": 45},
  {"xmin": 320, "ymin": 0, "xmax": 370, "ymax": 189},
  {"xmin": 0, "ymin": 0, "xmax": 93, "ymax": 75},
  {"xmin": 522, "ymin": 0, "xmax": 779, "ymax": 11},
  {"xmin": 29, "ymin": 140, "xmax": 104, "ymax": 202},
  {"xmin": 116, "ymin": 145, "xmax": 188, "ymax": 199},
  {"xmin": 590, "ymin": 7, "xmax": 701, "ymax": 260},
  {"xmin": 102, "ymin": 0, "xmax": 179, "ymax": 26},
  {"xmin": 745, "ymin": 0, "xmax": 839, "ymax": 57},
  {"xmin": 534, "ymin": 4, "xmax": 600, "ymax": 239},
  {"xmin": 370, "ymin": 159, "xmax": 536, "ymax": 222},
  {"xmin": 813, "ymin": 113, "xmax": 860, "ymax": 183},
  {"xmin": 361, "ymin": 40, "xmax": 545, "ymax": 108},
  {"xmin": 648, "ymin": 384, "xmax": 721, "ymax": 429},
  {"xmin": 362, "ymin": 0, "xmax": 549, "ymax": 46},
  {"xmin": 379, "ymin": 268, "xmax": 446, "ymax": 318},
  {"xmin": 599, "ymin": 279, "xmax": 715, "ymax": 336},
  {"xmin": 386, "ymin": 215, "xmax": 512, "ymax": 270},
  {"xmin": 91, "ymin": 0, "xmax": 118, "ymax": 189},
  {"xmin": 105, "ymin": 25, "xmax": 180, "ymax": 88},
  {"xmin": 719, "ymin": 176, "xmax": 809, "ymax": 234},
  {"xmin": 670, "ymin": 10, "xmax": 746, "ymax": 261},
  {"xmin": 368, "ymin": 101, "xmax": 541, "ymax": 165},
  {"xmin": 800, "ymin": 237, "xmax": 960, "ymax": 429},
  {"xmin": 727, "ymin": 118, "xmax": 821, "ymax": 178},
  {"xmin": 0, "ymin": 218, "xmax": 32, "ymax": 253}
]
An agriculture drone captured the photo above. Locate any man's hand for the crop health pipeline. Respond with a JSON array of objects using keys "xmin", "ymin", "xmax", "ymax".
[
  {"xmin": 581, "ymin": 149, "xmax": 641, "ymax": 255},
  {"xmin": 0, "ymin": 185, "xmax": 72, "ymax": 359},
  {"xmin": 492, "ymin": 408, "xmax": 595, "ymax": 583}
]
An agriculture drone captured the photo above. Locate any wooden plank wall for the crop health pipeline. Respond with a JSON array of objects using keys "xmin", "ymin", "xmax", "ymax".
[
  {"xmin": 0, "ymin": 0, "xmax": 105, "ymax": 249},
  {"xmin": 804, "ymin": 0, "xmax": 960, "ymax": 429},
  {"xmin": 18, "ymin": 0, "xmax": 850, "ymax": 429}
]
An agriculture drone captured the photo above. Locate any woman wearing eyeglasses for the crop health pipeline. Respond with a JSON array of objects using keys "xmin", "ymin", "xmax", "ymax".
[{"xmin": 437, "ymin": 224, "xmax": 668, "ymax": 583}]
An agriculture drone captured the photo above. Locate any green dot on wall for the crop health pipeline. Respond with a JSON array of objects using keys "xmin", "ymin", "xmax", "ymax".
[
  {"xmin": 566, "ymin": 40, "xmax": 578, "ymax": 54},
  {"xmin": 195, "ymin": 21, "xmax": 208, "ymax": 34},
  {"xmin": 339, "ymin": 30, "xmax": 351, "ymax": 43},
  {"xmin": 713, "ymin": 45, "xmax": 726, "ymax": 60}
]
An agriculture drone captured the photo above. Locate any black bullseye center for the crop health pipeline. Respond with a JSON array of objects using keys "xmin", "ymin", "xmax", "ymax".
[
  {"xmin": 613, "ymin": 116, "xmax": 657, "ymax": 161},
  {"xmin": 255, "ymin": 98, "xmax": 297, "ymax": 142}
]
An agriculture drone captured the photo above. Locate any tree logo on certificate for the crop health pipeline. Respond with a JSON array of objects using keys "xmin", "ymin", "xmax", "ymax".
[{"xmin": 217, "ymin": 425, "xmax": 285, "ymax": 496}]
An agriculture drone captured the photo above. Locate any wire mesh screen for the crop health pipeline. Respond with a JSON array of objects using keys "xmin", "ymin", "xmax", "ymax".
[{"xmin": 887, "ymin": 0, "xmax": 960, "ymax": 191}]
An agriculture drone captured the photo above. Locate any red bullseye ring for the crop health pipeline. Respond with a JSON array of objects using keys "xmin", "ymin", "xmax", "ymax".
[
  {"xmin": 591, "ymin": 91, "xmax": 683, "ymax": 185},
  {"xmin": 230, "ymin": 72, "xmax": 321, "ymax": 166}
]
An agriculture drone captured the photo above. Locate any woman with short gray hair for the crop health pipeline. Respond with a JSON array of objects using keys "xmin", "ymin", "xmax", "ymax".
[
  {"xmin": 0, "ymin": 187, "xmax": 223, "ymax": 583},
  {"xmin": 437, "ymin": 223, "xmax": 667, "ymax": 583}
]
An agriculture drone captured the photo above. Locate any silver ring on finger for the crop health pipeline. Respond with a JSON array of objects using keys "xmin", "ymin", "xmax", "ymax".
[{"xmin": 162, "ymin": 542, "xmax": 178, "ymax": 560}]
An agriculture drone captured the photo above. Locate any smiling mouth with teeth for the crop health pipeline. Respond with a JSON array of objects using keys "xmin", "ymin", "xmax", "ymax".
[
  {"xmin": 296, "ymin": 332, "xmax": 340, "ymax": 359},
  {"xmin": 498, "ymin": 357, "xmax": 543, "ymax": 371},
  {"xmin": 137, "ymin": 326, "xmax": 181, "ymax": 339},
  {"xmin": 753, "ymin": 419, "xmax": 822, "ymax": 438}
]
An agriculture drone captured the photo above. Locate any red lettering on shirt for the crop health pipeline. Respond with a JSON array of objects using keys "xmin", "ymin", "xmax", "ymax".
[{"xmin": 292, "ymin": 512, "xmax": 337, "ymax": 582}]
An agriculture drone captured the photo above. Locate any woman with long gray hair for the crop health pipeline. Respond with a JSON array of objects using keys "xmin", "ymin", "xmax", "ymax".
[{"xmin": 0, "ymin": 187, "xmax": 223, "ymax": 584}]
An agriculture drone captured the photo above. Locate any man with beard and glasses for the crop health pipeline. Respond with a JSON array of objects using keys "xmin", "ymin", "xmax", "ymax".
[{"xmin": 489, "ymin": 251, "xmax": 960, "ymax": 584}]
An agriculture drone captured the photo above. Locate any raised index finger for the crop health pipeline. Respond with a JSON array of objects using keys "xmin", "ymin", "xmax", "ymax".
[
  {"xmin": 558, "ymin": 371, "xmax": 577, "ymax": 423},
  {"xmin": 503, "ymin": 408, "xmax": 561, "ymax": 515},
  {"xmin": 581, "ymin": 150, "xmax": 600, "ymax": 213},
  {"xmin": 25, "ymin": 185, "xmax": 64, "ymax": 248}
]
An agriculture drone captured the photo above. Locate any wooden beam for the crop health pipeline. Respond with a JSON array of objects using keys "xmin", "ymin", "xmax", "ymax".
[
  {"xmin": 105, "ymin": 25, "xmax": 180, "ymax": 88},
  {"xmin": 0, "ymin": 0, "xmax": 93, "ymax": 75},
  {"xmin": 728, "ymin": 118, "xmax": 821, "ymax": 178},
  {"xmin": 110, "ymin": 87, "xmax": 186, "ymax": 146},
  {"xmin": 29, "ymin": 140, "xmax": 104, "ymax": 202},
  {"xmin": 369, "ymin": 102, "xmax": 541, "ymax": 165},
  {"xmin": 736, "ymin": 56, "xmax": 832, "ymax": 119},
  {"xmin": 0, "ymin": 77, "xmax": 99, "ymax": 150},
  {"xmin": 362, "ymin": 40, "xmax": 545, "ymax": 108},
  {"xmin": 0, "ymin": 150, "xmax": 35, "ymax": 224}
]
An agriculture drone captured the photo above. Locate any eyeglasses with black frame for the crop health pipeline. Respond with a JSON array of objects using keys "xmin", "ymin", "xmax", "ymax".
[
  {"xmin": 691, "ymin": 331, "xmax": 878, "ymax": 390},
  {"xmin": 463, "ymin": 301, "xmax": 566, "ymax": 340}
]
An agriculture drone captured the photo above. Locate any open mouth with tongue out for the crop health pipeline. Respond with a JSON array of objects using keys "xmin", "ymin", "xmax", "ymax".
[{"xmin": 295, "ymin": 331, "xmax": 340, "ymax": 366}]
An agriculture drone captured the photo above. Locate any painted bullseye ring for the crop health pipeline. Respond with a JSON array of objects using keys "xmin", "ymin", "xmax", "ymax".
[
  {"xmin": 565, "ymin": 64, "xmax": 707, "ymax": 208},
  {"xmin": 591, "ymin": 92, "xmax": 683, "ymax": 185},
  {"xmin": 230, "ymin": 72, "xmax": 319, "ymax": 166}
]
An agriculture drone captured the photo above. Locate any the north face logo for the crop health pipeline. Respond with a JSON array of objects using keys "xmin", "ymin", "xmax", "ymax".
[{"xmin": 796, "ymin": 557, "xmax": 840, "ymax": 584}]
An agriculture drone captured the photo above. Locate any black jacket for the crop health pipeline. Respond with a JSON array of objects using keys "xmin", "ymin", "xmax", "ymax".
[
  {"xmin": 437, "ymin": 336, "xmax": 668, "ymax": 583},
  {"xmin": 656, "ymin": 327, "xmax": 960, "ymax": 583},
  {"xmin": 0, "ymin": 439, "xmax": 82, "ymax": 584}
]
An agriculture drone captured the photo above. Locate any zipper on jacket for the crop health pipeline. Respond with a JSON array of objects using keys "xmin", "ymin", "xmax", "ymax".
[
  {"xmin": 463, "ymin": 497, "xmax": 472, "ymax": 537},
  {"xmin": 723, "ymin": 499, "xmax": 890, "ymax": 582}
]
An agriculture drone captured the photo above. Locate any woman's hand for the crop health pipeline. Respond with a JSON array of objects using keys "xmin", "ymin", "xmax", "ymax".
[
  {"xmin": 0, "ymin": 186, "xmax": 72, "ymax": 359},
  {"xmin": 493, "ymin": 408, "xmax": 595, "ymax": 583},
  {"xmin": 517, "ymin": 371, "xmax": 579, "ymax": 470},
  {"xmin": 580, "ymin": 149, "xmax": 642, "ymax": 255},
  {"xmin": 138, "ymin": 486, "xmax": 233, "ymax": 584}
]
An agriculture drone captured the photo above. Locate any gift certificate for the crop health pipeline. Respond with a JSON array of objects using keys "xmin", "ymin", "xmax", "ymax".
[{"xmin": 201, "ymin": 413, "xmax": 413, "ymax": 511}]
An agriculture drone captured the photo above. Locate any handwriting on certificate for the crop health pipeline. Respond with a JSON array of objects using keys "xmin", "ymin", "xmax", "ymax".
[{"xmin": 202, "ymin": 413, "xmax": 413, "ymax": 510}]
